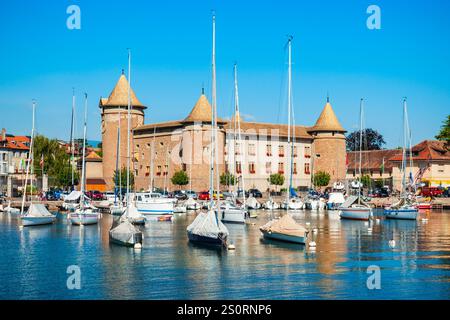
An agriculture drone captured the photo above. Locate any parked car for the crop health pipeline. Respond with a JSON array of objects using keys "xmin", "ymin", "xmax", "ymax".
[
  {"xmin": 368, "ymin": 188, "xmax": 389, "ymax": 198},
  {"xmin": 173, "ymin": 190, "xmax": 188, "ymax": 200},
  {"xmin": 185, "ymin": 190, "xmax": 198, "ymax": 200},
  {"xmin": 45, "ymin": 190, "xmax": 60, "ymax": 201},
  {"xmin": 420, "ymin": 187, "xmax": 443, "ymax": 197},
  {"xmin": 247, "ymin": 188, "xmax": 263, "ymax": 198},
  {"xmin": 85, "ymin": 190, "xmax": 105, "ymax": 201},
  {"xmin": 198, "ymin": 191, "xmax": 210, "ymax": 201}
]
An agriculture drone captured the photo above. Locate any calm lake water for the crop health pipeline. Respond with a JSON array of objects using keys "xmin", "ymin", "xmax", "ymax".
[{"xmin": 0, "ymin": 208, "xmax": 449, "ymax": 300}]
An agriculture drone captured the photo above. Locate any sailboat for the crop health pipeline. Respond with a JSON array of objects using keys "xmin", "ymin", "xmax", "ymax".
[
  {"xmin": 384, "ymin": 98, "xmax": 418, "ymax": 220},
  {"xmin": 70, "ymin": 94, "xmax": 101, "ymax": 226},
  {"xmin": 109, "ymin": 49, "xmax": 144, "ymax": 247},
  {"xmin": 259, "ymin": 37, "xmax": 308, "ymax": 245},
  {"xmin": 339, "ymin": 99, "xmax": 372, "ymax": 221},
  {"xmin": 220, "ymin": 63, "xmax": 248, "ymax": 224},
  {"xmin": 280, "ymin": 36, "xmax": 303, "ymax": 211},
  {"xmin": 187, "ymin": 12, "xmax": 229, "ymax": 246},
  {"xmin": 20, "ymin": 100, "xmax": 56, "ymax": 227}
]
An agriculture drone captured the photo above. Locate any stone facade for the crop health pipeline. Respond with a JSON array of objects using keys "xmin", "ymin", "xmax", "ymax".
[{"xmin": 100, "ymin": 75, "xmax": 347, "ymax": 192}]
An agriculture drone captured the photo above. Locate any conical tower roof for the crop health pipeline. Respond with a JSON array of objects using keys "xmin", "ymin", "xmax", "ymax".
[
  {"xmin": 308, "ymin": 99, "xmax": 345, "ymax": 133},
  {"xmin": 183, "ymin": 91, "xmax": 225, "ymax": 123},
  {"xmin": 103, "ymin": 72, "xmax": 146, "ymax": 108}
]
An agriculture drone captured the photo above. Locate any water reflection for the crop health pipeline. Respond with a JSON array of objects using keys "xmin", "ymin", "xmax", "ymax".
[{"xmin": 0, "ymin": 208, "xmax": 449, "ymax": 299}]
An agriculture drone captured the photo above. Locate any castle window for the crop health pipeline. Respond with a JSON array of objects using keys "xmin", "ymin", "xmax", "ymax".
[
  {"xmin": 248, "ymin": 143, "xmax": 256, "ymax": 156},
  {"xmin": 157, "ymin": 165, "xmax": 161, "ymax": 176},
  {"xmin": 278, "ymin": 145, "xmax": 284, "ymax": 157},
  {"xmin": 236, "ymin": 162, "xmax": 242, "ymax": 174},
  {"xmin": 304, "ymin": 146, "xmax": 311, "ymax": 158},
  {"xmin": 145, "ymin": 166, "xmax": 150, "ymax": 176},
  {"xmin": 278, "ymin": 162, "xmax": 284, "ymax": 174},
  {"xmin": 316, "ymin": 154, "xmax": 320, "ymax": 158},
  {"xmin": 293, "ymin": 146, "xmax": 298, "ymax": 157},
  {"xmin": 160, "ymin": 142, "xmax": 164, "ymax": 146},
  {"xmin": 293, "ymin": 163, "xmax": 297, "ymax": 174},
  {"xmin": 182, "ymin": 163, "xmax": 187, "ymax": 171},
  {"xmin": 304, "ymin": 163, "xmax": 310, "ymax": 175},
  {"xmin": 266, "ymin": 144, "xmax": 272, "ymax": 156},
  {"xmin": 249, "ymin": 162, "xmax": 255, "ymax": 174},
  {"xmin": 235, "ymin": 142, "xmax": 241, "ymax": 155},
  {"xmin": 164, "ymin": 165, "xmax": 168, "ymax": 176}
]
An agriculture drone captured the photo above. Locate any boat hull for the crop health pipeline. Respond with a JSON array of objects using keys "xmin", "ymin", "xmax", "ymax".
[
  {"xmin": 187, "ymin": 231, "xmax": 226, "ymax": 246},
  {"xmin": 109, "ymin": 232, "xmax": 143, "ymax": 247},
  {"xmin": 384, "ymin": 209, "xmax": 418, "ymax": 220},
  {"xmin": 339, "ymin": 208, "xmax": 371, "ymax": 221},
  {"xmin": 136, "ymin": 201, "xmax": 174, "ymax": 216},
  {"xmin": 261, "ymin": 230, "xmax": 306, "ymax": 244},
  {"xmin": 70, "ymin": 213, "xmax": 100, "ymax": 225},
  {"xmin": 22, "ymin": 216, "xmax": 56, "ymax": 226},
  {"xmin": 220, "ymin": 209, "xmax": 246, "ymax": 224}
]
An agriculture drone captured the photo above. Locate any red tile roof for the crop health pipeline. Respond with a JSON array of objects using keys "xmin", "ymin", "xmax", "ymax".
[
  {"xmin": 1, "ymin": 136, "xmax": 30, "ymax": 151},
  {"xmin": 347, "ymin": 149, "xmax": 401, "ymax": 171},
  {"xmin": 389, "ymin": 140, "xmax": 450, "ymax": 161}
]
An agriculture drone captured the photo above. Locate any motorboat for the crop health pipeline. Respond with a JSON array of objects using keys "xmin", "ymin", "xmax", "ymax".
[{"xmin": 134, "ymin": 192, "xmax": 174, "ymax": 216}]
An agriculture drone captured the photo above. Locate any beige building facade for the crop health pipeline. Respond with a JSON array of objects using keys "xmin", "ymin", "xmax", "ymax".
[{"xmin": 100, "ymin": 74, "xmax": 347, "ymax": 192}]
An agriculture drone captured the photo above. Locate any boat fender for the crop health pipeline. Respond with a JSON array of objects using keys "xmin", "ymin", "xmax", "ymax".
[
  {"xmin": 312, "ymin": 228, "xmax": 318, "ymax": 233},
  {"xmin": 389, "ymin": 240, "xmax": 396, "ymax": 248},
  {"xmin": 227, "ymin": 244, "xmax": 236, "ymax": 250},
  {"xmin": 309, "ymin": 241, "xmax": 316, "ymax": 247},
  {"xmin": 134, "ymin": 243, "xmax": 142, "ymax": 249}
]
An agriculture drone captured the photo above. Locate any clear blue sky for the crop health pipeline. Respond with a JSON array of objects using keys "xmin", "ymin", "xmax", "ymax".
[{"xmin": 0, "ymin": 0, "xmax": 449, "ymax": 148}]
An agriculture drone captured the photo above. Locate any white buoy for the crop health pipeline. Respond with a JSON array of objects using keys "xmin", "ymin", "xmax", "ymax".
[
  {"xmin": 367, "ymin": 227, "xmax": 372, "ymax": 232},
  {"xmin": 364, "ymin": 221, "xmax": 369, "ymax": 226},
  {"xmin": 389, "ymin": 240, "xmax": 396, "ymax": 248},
  {"xmin": 309, "ymin": 241, "xmax": 316, "ymax": 247},
  {"xmin": 421, "ymin": 218, "xmax": 428, "ymax": 222},
  {"xmin": 305, "ymin": 222, "xmax": 310, "ymax": 226},
  {"xmin": 134, "ymin": 243, "xmax": 142, "ymax": 249},
  {"xmin": 375, "ymin": 218, "xmax": 380, "ymax": 223},
  {"xmin": 227, "ymin": 244, "xmax": 236, "ymax": 250},
  {"xmin": 19, "ymin": 225, "xmax": 23, "ymax": 231},
  {"xmin": 312, "ymin": 228, "xmax": 318, "ymax": 233}
]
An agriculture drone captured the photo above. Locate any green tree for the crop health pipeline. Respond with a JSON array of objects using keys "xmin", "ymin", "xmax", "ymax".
[
  {"xmin": 360, "ymin": 174, "xmax": 371, "ymax": 189},
  {"xmin": 346, "ymin": 128, "xmax": 386, "ymax": 151},
  {"xmin": 113, "ymin": 168, "xmax": 135, "ymax": 190},
  {"xmin": 220, "ymin": 172, "xmax": 236, "ymax": 186},
  {"xmin": 435, "ymin": 115, "xmax": 450, "ymax": 147},
  {"xmin": 171, "ymin": 170, "xmax": 189, "ymax": 189},
  {"xmin": 268, "ymin": 173, "xmax": 285, "ymax": 191},
  {"xmin": 313, "ymin": 171, "xmax": 330, "ymax": 189},
  {"xmin": 32, "ymin": 135, "xmax": 78, "ymax": 188}
]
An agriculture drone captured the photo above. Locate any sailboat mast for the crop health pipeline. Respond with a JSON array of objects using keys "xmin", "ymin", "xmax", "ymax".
[
  {"xmin": 21, "ymin": 100, "xmax": 36, "ymax": 214},
  {"xmin": 401, "ymin": 98, "xmax": 407, "ymax": 197},
  {"xmin": 234, "ymin": 63, "xmax": 246, "ymax": 208},
  {"xmin": 209, "ymin": 12, "xmax": 216, "ymax": 210},
  {"xmin": 286, "ymin": 36, "xmax": 292, "ymax": 204},
  {"xmin": 80, "ymin": 93, "xmax": 88, "ymax": 208},
  {"xmin": 126, "ymin": 49, "xmax": 132, "ymax": 211},
  {"xmin": 213, "ymin": 13, "xmax": 221, "ymax": 214},
  {"xmin": 150, "ymin": 126, "xmax": 156, "ymax": 192},
  {"xmin": 358, "ymin": 98, "xmax": 364, "ymax": 204},
  {"xmin": 70, "ymin": 89, "xmax": 75, "ymax": 188},
  {"xmin": 114, "ymin": 126, "xmax": 120, "ymax": 204}
]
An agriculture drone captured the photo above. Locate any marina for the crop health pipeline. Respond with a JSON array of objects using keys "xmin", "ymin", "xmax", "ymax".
[{"xmin": 0, "ymin": 208, "xmax": 449, "ymax": 299}]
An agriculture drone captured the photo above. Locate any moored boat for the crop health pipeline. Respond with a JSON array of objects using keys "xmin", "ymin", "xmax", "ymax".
[{"xmin": 260, "ymin": 214, "xmax": 308, "ymax": 244}]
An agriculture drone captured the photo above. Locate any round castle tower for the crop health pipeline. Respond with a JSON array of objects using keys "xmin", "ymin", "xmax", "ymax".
[
  {"xmin": 308, "ymin": 98, "xmax": 347, "ymax": 185},
  {"xmin": 99, "ymin": 71, "xmax": 146, "ymax": 189}
]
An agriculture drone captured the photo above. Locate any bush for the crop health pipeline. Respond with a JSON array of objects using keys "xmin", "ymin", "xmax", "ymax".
[{"xmin": 313, "ymin": 171, "xmax": 330, "ymax": 188}]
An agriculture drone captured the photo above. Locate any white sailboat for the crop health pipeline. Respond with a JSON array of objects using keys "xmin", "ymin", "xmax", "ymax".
[
  {"xmin": 384, "ymin": 98, "xmax": 418, "ymax": 220},
  {"xmin": 70, "ymin": 94, "xmax": 101, "ymax": 226},
  {"xmin": 280, "ymin": 36, "xmax": 303, "ymax": 211},
  {"xmin": 20, "ymin": 100, "xmax": 56, "ymax": 227},
  {"xmin": 259, "ymin": 37, "xmax": 308, "ymax": 245},
  {"xmin": 187, "ymin": 12, "xmax": 229, "ymax": 246},
  {"xmin": 109, "ymin": 49, "xmax": 144, "ymax": 247},
  {"xmin": 221, "ymin": 63, "xmax": 248, "ymax": 224},
  {"xmin": 339, "ymin": 99, "xmax": 372, "ymax": 221}
]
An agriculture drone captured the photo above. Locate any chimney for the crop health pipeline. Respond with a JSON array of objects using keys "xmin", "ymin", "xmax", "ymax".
[{"xmin": 1, "ymin": 128, "xmax": 5, "ymax": 141}]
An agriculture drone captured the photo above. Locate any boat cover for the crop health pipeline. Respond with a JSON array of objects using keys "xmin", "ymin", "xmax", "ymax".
[
  {"xmin": 110, "ymin": 218, "xmax": 141, "ymax": 244},
  {"xmin": 246, "ymin": 196, "xmax": 260, "ymax": 208},
  {"xmin": 328, "ymin": 192, "xmax": 345, "ymax": 204},
  {"xmin": 187, "ymin": 210, "xmax": 229, "ymax": 239},
  {"xmin": 65, "ymin": 191, "xmax": 82, "ymax": 202},
  {"xmin": 185, "ymin": 197, "xmax": 199, "ymax": 207},
  {"xmin": 26, "ymin": 203, "xmax": 54, "ymax": 217},
  {"xmin": 339, "ymin": 196, "xmax": 359, "ymax": 208},
  {"xmin": 260, "ymin": 214, "xmax": 307, "ymax": 237}
]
